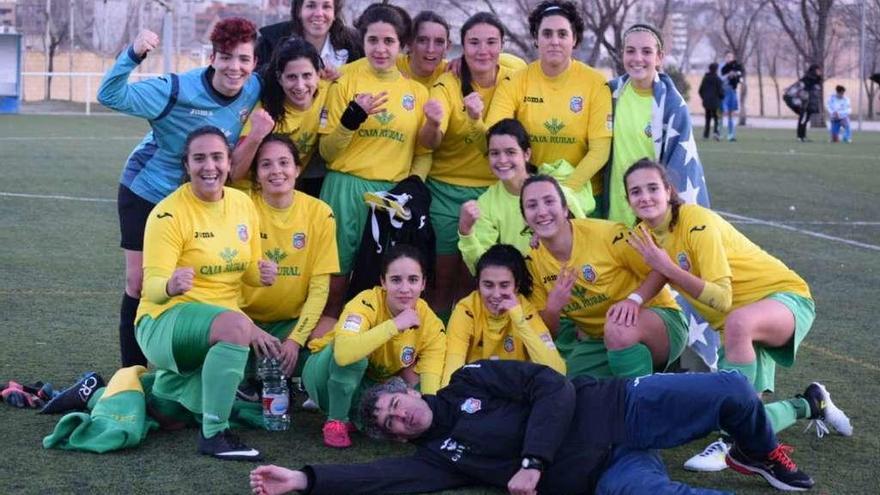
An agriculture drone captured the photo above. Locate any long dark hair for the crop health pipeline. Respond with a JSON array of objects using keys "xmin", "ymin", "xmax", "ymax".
[
  {"xmin": 249, "ymin": 134, "xmax": 302, "ymax": 189},
  {"xmin": 356, "ymin": 3, "xmax": 412, "ymax": 47},
  {"xmin": 518, "ymin": 174, "xmax": 571, "ymax": 222},
  {"xmin": 290, "ymin": 0, "xmax": 358, "ymax": 54},
  {"xmin": 475, "ymin": 244, "xmax": 533, "ymax": 297},
  {"xmin": 487, "ymin": 119, "xmax": 538, "ymax": 175},
  {"xmin": 623, "ymin": 158, "xmax": 684, "ymax": 231},
  {"xmin": 260, "ymin": 37, "xmax": 322, "ymax": 124},
  {"xmin": 459, "ymin": 12, "xmax": 505, "ymax": 99},
  {"xmin": 380, "ymin": 243, "xmax": 426, "ymax": 280}
]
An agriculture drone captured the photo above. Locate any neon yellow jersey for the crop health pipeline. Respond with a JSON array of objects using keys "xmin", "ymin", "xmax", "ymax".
[
  {"xmin": 486, "ymin": 60, "xmax": 613, "ymax": 193},
  {"xmin": 527, "ymin": 219, "xmax": 679, "ymax": 338},
  {"xmin": 428, "ymin": 65, "xmax": 519, "ymax": 186},
  {"xmin": 649, "ymin": 204, "xmax": 811, "ymax": 331},
  {"xmin": 319, "ymin": 66, "xmax": 429, "ymax": 181},
  {"xmin": 443, "ymin": 291, "xmax": 563, "ymax": 386},
  {"xmin": 239, "ymin": 191, "xmax": 339, "ymax": 322},
  {"xmin": 608, "ymin": 84, "xmax": 654, "ymax": 225},
  {"xmin": 240, "ymin": 84, "xmax": 328, "ymax": 169},
  {"xmin": 397, "ymin": 54, "xmax": 448, "ymax": 87},
  {"xmin": 308, "ymin": 287, "xmax": 446, "ymax": 393},
  {"xmin": 137, "ymin": 184, "xmax": 261, "ymax": 322}
]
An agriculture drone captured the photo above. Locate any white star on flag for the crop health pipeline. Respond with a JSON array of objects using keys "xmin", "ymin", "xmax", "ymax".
[
  {"xmin": 678, "ymin": 177, "xmax": 701, "ymax": 204},
  {"xmin": 687, "ymin": 314, "xmax": 710, "ymax": 346},
  {"xmin": 679, "ymin": 134, "xmax": 699, "ymax": 165}
]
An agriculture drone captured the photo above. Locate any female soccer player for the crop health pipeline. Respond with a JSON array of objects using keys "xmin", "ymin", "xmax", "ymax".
[
  {"xmin": 486, "ymin": 0, "xmax": 612, "ymax": 212},
  {"xmin": 236, "ymin": 135, "xmax": 339, "ymax": 380},
  {"xmin": 419, "ymin": 12, "xmax": 519, "ymax": 318},
  {"xmin": 624, "ymin": 160, "xmax": 852, "ymax": 445},
  {"xmin": 255, "ymin": 0, "xmax": 362, "ymax": 76},
  {"xmin": 521, "ymin": 175, "xmax": 687, "ymax": 379},
  {"xmin": 606, "ymin": 24, "xmax": 709, "ymax": 225},
  {"xmin": 232, "ymin": 38, "xmax": 327, "ymax": 197},
  {"xmin": 301, "ymin": 244, "xmax": 446, "ymax": 448},
  {"xmin": 135, "ymin": 127, "xmax": 280, "ymax": 460},
  {"xmin": 442, "ymin": 244, "xmax": 565, "ymax": 386},
  {"xmin": 97, "ymin": 19, "xmax": 262, "ymax": 368},
  {"xmin": 317, "ymin": 3, "xmax": 430, "ymax": 330},
  {"xmin": 458, "ymin": 119, "xmax": 586, "ymax": 274}
]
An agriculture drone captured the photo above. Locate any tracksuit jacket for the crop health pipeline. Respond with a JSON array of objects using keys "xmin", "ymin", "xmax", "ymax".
[{"xmin": 301, "ymin": 360, "xmax": 629, "ymax": 494}]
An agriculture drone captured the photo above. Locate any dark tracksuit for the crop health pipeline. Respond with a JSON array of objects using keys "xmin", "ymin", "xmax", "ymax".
[
  {"xmin": 699, "ymin": 72, "xmax": 724, "ymax": 139},
  {"xmin": 300, "ymin": 361, "xmax": 776, "ymax": 495}
]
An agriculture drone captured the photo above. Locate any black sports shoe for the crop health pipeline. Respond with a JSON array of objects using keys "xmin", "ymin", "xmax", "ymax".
[
  {"xmin": 235, "ymin": 380, "xmax": 261, "ymax": 403},
  {"xmin": 799, "ymin": 382, "xmax": 853, "ymax": 437},
  {"xmin": 40, "ymin": 372, "xmax": 104, "ymax": 414},
  {"xmin": 198, "ymin": 429, "xmax": 263, "ymax": 461},
  {"xmin": 726, "ymin": 443, "xmax": 814, "ymax": 491}
]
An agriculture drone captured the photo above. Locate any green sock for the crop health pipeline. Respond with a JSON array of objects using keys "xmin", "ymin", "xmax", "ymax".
[
  {"xmin": 764, "ymin": 397, "xmax": 809, "ymax": 433},
  {"xmin": 327, "ymin": 357, "xmax": 368, "ymax": 421},
  {"xmin": 608, "ymin": 343, "xmax": 653, "ymax": 378},
  {"xmin": 719, "ymin": 357, "xmax": 757, "ymax": 386},
  {"xmin": 201, "ymin": 342, "xmax": 249, "ymax": 438}
]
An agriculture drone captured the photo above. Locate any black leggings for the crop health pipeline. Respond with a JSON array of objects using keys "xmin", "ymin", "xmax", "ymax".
[
  {"xmin": 703, "ymin": 108, "xmax": 719, "ymax": 138},
  {"xmin": 797, "ymin": 110, "xmax": 814, "ymax": 139}
]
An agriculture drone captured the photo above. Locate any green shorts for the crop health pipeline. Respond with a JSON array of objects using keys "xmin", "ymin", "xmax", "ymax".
[
  {"xmin": 248, "ymin": 318, "xmax": 309, "ymax": 378},
  {"xmin": 320, "ymin": 171, "xmax": 394, "ymax": 274},
  {"xmin": 728, "ymin": 292, "xmax": 815, "ymax": 393},
  {"xmin": 555, "ymin": 307, "xmax": 688, "ymax": 378},
  {"xmin": 426, "ymin": 178, "xmax": 486, "ymax": 255},
  {"xmin": 302, "ymin": 343, "xmax": 370, "ymax": 423},
  {"xmin": 135, "ymin": 303, "xmax": 228, "ymax": 414}
]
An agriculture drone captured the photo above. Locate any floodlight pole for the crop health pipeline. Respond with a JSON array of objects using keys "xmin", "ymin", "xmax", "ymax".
[{"xmin": 69, "ymin": 0, "xmax": 74, "ymax": 101}]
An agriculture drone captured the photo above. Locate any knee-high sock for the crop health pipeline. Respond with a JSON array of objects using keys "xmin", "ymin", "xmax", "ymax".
[
  {"xmin": 764, "ymin": 398, "xmax": 810, "ymax": 433},
  {"xmin": 608, "ymin": 344, "xmax": 654, "ymax": 378},
  {"xmin": 718, "ymin": 356, "xmax": 757, "ymax": 386},
  {"xmin": 201, "ymin": 342, "xmax": 249, "ymax": 438},
  {"xmin": 327, "ymin": 358, "xmax": 368, "ymax": 421},
  {"xmin": 727, "ymin": 115, "xmax": 735, "ymax": 137},
  {"xmin": 120, "ymin": 293, "xmax": 147, "ymax": 367}
]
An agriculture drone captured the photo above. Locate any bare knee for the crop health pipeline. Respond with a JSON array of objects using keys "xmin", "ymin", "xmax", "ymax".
[
  {"xmin": 209, "ymin": 312, "xmax": 252, "ymax": 347},
  {"xmin": 604, "ymin": 322, "xmax": 639, "ymax": 350},
  {"xmin": 724, "ymin": 311, "xmax": 754, "ymax": 348}
]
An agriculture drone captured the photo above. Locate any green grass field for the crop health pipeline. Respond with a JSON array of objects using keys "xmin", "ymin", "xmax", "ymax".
[{"xmin": 1, "ymin": 115, "xmax": 877, "ymax": 494}]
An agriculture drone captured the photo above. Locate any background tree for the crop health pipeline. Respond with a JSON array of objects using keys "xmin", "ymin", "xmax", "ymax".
[{"xmin": 716, "ymin": 0, "xmax": 769, "ymax": 125}]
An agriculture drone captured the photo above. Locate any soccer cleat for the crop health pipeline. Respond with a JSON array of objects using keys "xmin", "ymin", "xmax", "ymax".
[
  {"xmin": 1, "ymin": 381, "xmax": 44, "ymax": 409},
  {"xmin": 235, "ymin": 380, "xmax": 261, "ymax": 403},
  {"xmin": 198, "ymin": 429, "xmax": 262, "ymax": 461},
  {"xmin": 683, "ymin": 438, "xmax": 730, "ymax": 472},
  {"xmin": 40, "ymin": 372, "xmax": 104, "ymax": 414},
  {"xmin": 800, "ymin": 382, "xmax": 853, "ymax": 438},
  {"xmin": 301, "ymin": 397, "xmax": 319, "ymax": 411},
  {"xmin": 726, "ymin": 443, "xmax": 814, "ymax": 491},
  {"xmin": 322, "ymin": 419, "xmax": 352, "ymax": 448}
]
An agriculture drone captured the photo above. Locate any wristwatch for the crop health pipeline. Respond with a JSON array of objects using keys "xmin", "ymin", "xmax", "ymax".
[{"xmin": 521, "ymin": 456, "xmax": 544, "ymax": 471}]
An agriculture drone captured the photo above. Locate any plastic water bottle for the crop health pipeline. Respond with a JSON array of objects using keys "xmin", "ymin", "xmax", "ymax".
[{"xmin": 257, "ymin": 357, "xmax": 290, "ymax": 431}]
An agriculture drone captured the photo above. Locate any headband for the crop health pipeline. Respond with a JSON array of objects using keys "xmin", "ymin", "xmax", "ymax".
[
  {"xmin": 624, "ymin": 25, "xmax": 663, "ymax": 50},
  {"xmin": 541, "ymin": 5, "xmax": 564, "ymax": 15}
]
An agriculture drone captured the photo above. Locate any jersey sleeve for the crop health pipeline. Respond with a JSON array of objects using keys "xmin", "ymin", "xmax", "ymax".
[
  {"xmin": 333, "ymin": 297, "xmax": 398, "ymax": 366},
  {"xmin": 318, "ymin": 78, "xmax": 349, "ymax": 136},
  {"xmin": 441, "ymin": 299, "xmax": 476, "ymax": 387},
  {"xmin": 686, "ymin": 209, "xmax": 733, "ymax": 285},
  {"xmin": 311, "ymin": 205, "xmax": 341, "ymax": 276},
  {"xmin": 586, "ymin": 75, "xmax": 613, "ymax": 140},
  {"xmin": 414, "ymin": 307, "xmax": 447, "ymax": 395},
  {"xmin": 510, "ymin": 298, "xmax": 565, "ymax": 375},
  {"xmin": 141, "ymin": 203, "xmax": 185, "ymax": 304},
  {"xmin": 289, "ymin": 275, "xmax": 330, "ymax": 345},
  {"xmin": 430, "ymin": 78, "xmax": 454, "ymax": 136},
  {"xmin": 498, "ymin": 52, "xmax": 528, "ymax": 71},
  {"xmin": 241, "ymin": 200, "xmax": 265, "ymax": 287},
  {"xmin": 484, "ymin": 72, "xmax": 518, "ymax": 129},
  {"xmin": 526, "ymin": 255, "xmax": 549, "ymax": 311},
  {"xmin": 97, "ymin": 46, "xmax": 174, "ymax": 120}
]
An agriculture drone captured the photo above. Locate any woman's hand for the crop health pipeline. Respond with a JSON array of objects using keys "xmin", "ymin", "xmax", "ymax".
[
  {"xmin": 251, "ymin": 328, "xmax": 282, "ymax": 359},
  {"xmin": 166, "ymin": 267, "xmax": 194, "ymax": 296},
  {"xmin": 606, "ymin": 299, "xmax": 640, "ymax": 327},
  {"xmin": 423, "ymin": 99, "xmax": 444, "ymax": 125},
  {"xmin": 393, "ymin": 308, "xmax": 421, "ymax": 332},
  {"xmin": 463, "ymin": 92, "xmax": 484, "ymax": 120},
  {"xmin": 250, "ymin": 465, "xmax": 307, "ymax": 495},
  {"xmin": 354, "ymin": 91, "xmax": 389, "ymax": 115},
  {"xmin": 627, "ymin": 226, "xmax": 676, "ymax": 277},
  {"xmin": 458, "ymin": 200, "xmax": 481, "ymax": 235},
  {"xmin": 249, "ymin": 109, "xmax": 276, "ymax": 140},
  {"xmin": 278, "ymin": 339, "xmax": 301, "ymax": 377},
  {"xmin": 258, "ymin": 259, "xmax": 278, "ymax": 287},
  {"xmin": 546, "ymin": 266, "xmax": 577, "ymax": 313},
  {"xmin": 133, "ymin": 30, "xmax": 159, "ymax": 58}
]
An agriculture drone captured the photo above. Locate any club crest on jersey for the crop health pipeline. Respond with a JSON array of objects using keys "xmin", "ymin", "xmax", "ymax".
[
  {"xmin": 570, "ymin": 96, "xmax": 583, "ymax": 113},
  {"xmin": 237, "ymin": 224, "xmax": 249, "ymax": 242},
  {"xmin": 644, "ymin": 122, "xmax": 653, "ymax": 138},
  {"xmin": 402, "ymin": 94, "xmax": 415, "ymax": 111},
  {"xmin": 292, "ymin": 232, "xmax": 306, "ymax": 249},
  {"xmin": 239, "ymin": 108, "xmax": 250, "ymax": 124},
  {"xmin": 460, "ymin": 397, "xmax": 482, "ymax": 414},
  {"xmin": 581, "ymin": 264, "xmax": 597, "ymax": 283},
  {"xmin": 503, "ymin": 335, "xmax": 515, "ymax": 353},
  {"xmin": 401, "ymin": 346, "xmax": 416, "ymax": 366},
  {"xmin": 677, "ymin": 252, "xmax": 691, "ymax": 271},
  {"xmin": 319, "ymin": 107, "xmax": 329, "ymax": 127}
]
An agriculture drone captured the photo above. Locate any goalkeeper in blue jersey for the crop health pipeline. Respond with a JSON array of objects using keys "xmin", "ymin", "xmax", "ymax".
[{"xmin": 97, "ymin": 18, "xmax": 262, "ymax": 369}]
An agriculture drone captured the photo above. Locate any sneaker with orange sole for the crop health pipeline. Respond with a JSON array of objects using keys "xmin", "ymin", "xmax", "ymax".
[{"xmin": 323, "ymin": 419, "xmax": 352, "ymax": 448}]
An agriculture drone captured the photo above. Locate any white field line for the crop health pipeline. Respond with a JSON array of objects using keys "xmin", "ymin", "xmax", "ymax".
[
  {"xmin": 717, "ymin": 210, "xmax": 880, "ymax": 251},
  {"xmin": 700, "ymin": 148, "xmax": 878, "ymax": 161},
  {"xmin": 0, "ymin": 191, "xmax": 115, "ymax": 203},
  {"xmin": 730, "ymin": 220, "xmax": 880, "ymax": 226}
]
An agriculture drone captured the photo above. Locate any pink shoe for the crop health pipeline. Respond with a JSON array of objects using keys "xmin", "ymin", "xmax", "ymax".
[{"xmin": 323, "ymin": 420, "xmax": 352, "ymax": 448}]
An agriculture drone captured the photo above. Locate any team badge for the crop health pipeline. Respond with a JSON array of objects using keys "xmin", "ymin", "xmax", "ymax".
[
  {"xmin": 319, "ymin": 107, "xmax": 329, "ymax": 128},
  {"xmin": 343, "ymin": 314, "xmax": 362, "ymax": 332},
  {"xmin": 677, "ymin": 252, "xmax": 691, "ymax": 271},
  {"xmin": 539, "ymin": 333, "xmax": 556, "ymax": 350},
  {"xmin": 569, "ymin": 96, "xmax": 583, "ymax": 113},
  {"xmin": 581, "ymin": 264, "xmax": 597, "ymax": 283},
  {"xmin": 503, "ymin": 336, "xmax": 515, "ymax": 353},
  {"xmin": 460, "ymin": 398, "xmax": 482, "ymax": 414},
  {"xmin": 292, "ymin": 232, "xmax": 306, "ymax": 249},
  {"xmin": 239, "ymin": 108, "xmax": 250, "ymax": 124},
  {"xmin": 401, "ymin": 346, "xmax": 415, "ymax": 366},
  {"xmin": 402, "ymin": 94, "xmax": 415, "ymax": 111},
  {"xmin": 644, "ymin": 122, "xmax": 653, "ymax": 138},
  {"xmin": 237, "ymin": 224, "xmax": 249, "ymax": 242},
  {"xmin": 605, "ymin": 113, "xmax": 613, "ymax": 130}
]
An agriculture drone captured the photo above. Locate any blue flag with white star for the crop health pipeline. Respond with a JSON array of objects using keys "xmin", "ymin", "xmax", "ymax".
[{"xmin": 609, "ymin": 72, "xmax": 719, "ymax": 369}]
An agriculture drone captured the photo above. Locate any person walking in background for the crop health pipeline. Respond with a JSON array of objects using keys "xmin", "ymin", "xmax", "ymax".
[
  {"xmin": 720, "ymin": 52, "xmax": 743, "ymax": 142},
  {"xmin": 797, "ymin": 64, "xmax": 823, "ymax": 143},
  {"xmin": 699, "ymin": 63, "xmax": 724, "ymax": 141},
  {"xmin": 826, "ymin": 85, "xmax": 851, "ymax": 143}
]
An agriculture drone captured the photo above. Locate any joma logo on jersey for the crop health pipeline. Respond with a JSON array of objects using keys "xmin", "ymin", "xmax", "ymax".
[
  {"xmin": 542, "ymin": 274, "xmax": 557, "ymax": 284},
  {"xmin": 523, "ymin": 96, "xmax": 544, "ymax": 103},
  {"xmin": 677, "ymin": 252, "xmax": 691, "ymax": 271},
  {"xmin": 190, "ymin": 109, "xmax": 213, "ymax": 117},
  {"xmin": 194, "ymin": 231, "xmax": 215, "ymax": 238}
]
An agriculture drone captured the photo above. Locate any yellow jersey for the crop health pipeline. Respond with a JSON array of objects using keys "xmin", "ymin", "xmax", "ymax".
[{"xmin": 528, "ymin": 219, "xmax": 679, "ymax": 338}]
